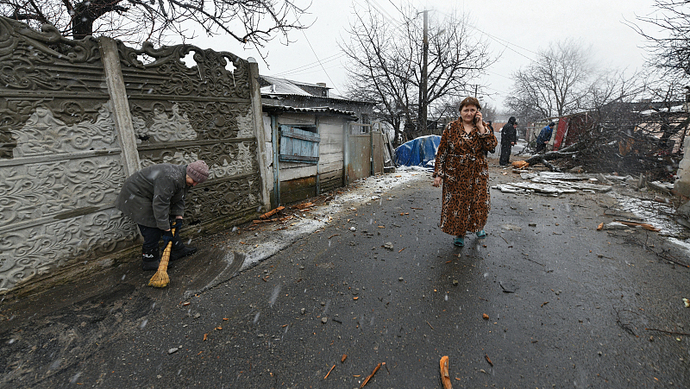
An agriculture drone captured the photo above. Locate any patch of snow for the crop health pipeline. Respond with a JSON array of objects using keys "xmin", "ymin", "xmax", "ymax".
[
  {"xmin": 236, "ymin": 169, "xmax": 426, "ymax": 271},
  {"xmin": 666, "ymin": 237, "xmax": 690, "ymax": 256},
  {"xmin": 609, "ymin": 192, "xmax": 686, "ymax": 237}
]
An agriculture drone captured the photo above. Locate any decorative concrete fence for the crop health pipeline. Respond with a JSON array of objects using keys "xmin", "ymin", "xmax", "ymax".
[{"xmin": 0, "ymin": 17, "xmax": 271, "ymax": 292}]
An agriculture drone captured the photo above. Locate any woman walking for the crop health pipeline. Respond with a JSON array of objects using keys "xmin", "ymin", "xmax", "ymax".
[{"xmin": 432, "ymin": 97, "xmax": 498, "ymax": 247}]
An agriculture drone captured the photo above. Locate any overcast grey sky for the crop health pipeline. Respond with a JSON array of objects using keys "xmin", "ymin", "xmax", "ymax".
[{"xmin": 186, "ymin": 0, "xmax": 659, "ymax": 112}]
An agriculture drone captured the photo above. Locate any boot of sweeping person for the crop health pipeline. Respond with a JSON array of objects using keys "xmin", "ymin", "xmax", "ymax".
[{"xmin": 169, "ymin": 220, "xmax": 197, "ymax": 261}]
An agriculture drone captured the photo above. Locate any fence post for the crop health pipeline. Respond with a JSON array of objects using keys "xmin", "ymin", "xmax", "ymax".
[
  {"xmin": 247, "ymin": 58, "xmax": 272, "ymax": 211},
  {"xmin": 98, "ymin": 37, "xmax": 140, "ymax": 176}
]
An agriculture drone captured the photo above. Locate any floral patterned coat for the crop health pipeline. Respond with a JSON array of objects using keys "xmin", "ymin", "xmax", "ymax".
[{"xmin": 432, "ymin": 119, "xmax": 498, "ymax": 236}]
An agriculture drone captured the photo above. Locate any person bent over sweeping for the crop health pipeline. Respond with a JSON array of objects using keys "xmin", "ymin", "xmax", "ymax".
[
  {"xmin": 116, "ymin": 160, "xmax": 209, "ymax": 270},
  {"xmin": 432, "ymin": 97, "xmax": 497, "ymax": 248}
]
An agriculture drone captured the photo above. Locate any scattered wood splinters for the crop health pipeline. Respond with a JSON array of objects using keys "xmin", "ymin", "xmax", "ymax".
[
  {"xmin": 541, "ymin": 301, "xmax": 549, "ymax": 307},
  {"xmin": 440, "ymin": 356, "xmax": 451, "ymax": 389},
  {"xmin": 359, "ymin": 362, "xmax": 382, "ymax": 388},
  {"xmin": 398, "ymin": 248, "xmax": 405, "ymax": 253},
  {"xmin": 427, "ymin": 320, "xmax": 434, "ymax": 330},
  {"xmin": 485, "ymin": 354, "xmax": 493, "ymax": 367},
  {"xmin": 341, "ymin": 354, "xmax": 347, "ymax": 363},
  {"xmin": 203, "ymin": 333, "xmax": 208, "ymax": 341},
  {"xmin": 260, "ymin": 206, "xmax": 285, "ymax": 219},
  {"xmin": 324, "ymin": 364, "xmax": 336, "ymax": 380}
]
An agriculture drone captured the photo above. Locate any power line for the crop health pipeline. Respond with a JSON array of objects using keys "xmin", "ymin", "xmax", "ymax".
[
  {"xmin": 274, "ymin": 0, "xmax": 415, "ymax": 89},
  {"xmin": 273, "ymin": 52, "xmax": 345, "ymax": 77},
  {"xmin": 430, "ymin": 7, "xmax": 538, "ymax": 62},
  {"xmin": 299, "ymin": 30, "xmax": 342, "ymax": 95}
]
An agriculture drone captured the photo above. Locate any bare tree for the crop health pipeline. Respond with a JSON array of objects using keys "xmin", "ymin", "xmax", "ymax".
[
  {"xmin": 341, "ymin": 4, "xmax": 492, "ymax": 145},
  {"xmin": 631, "ymin": 0, "xmax": 690, "ymax": 77},
  {"xmin": 506, "ymin": 39, "xmax": 593, "ymax": 124},
  {"xmin": 0, "ymin": 0, "xmax": 310, "ymax": 51}
]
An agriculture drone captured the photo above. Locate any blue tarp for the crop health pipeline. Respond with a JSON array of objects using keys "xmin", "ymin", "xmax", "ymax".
[{"xmin": 394, "ymin": 135, "xmax": 441, "ymax": 167}]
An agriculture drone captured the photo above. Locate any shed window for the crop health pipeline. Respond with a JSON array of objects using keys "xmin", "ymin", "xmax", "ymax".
[{"xmin": 279, "ymin": 125, "xmax": 320, "ymax": 164}]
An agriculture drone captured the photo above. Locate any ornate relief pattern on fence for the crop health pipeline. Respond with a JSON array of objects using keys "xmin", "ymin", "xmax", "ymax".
[
  {"xmin": 0, "ymin": 17, "xmax": 106, "ymax": 160},
  {"xmin": 118, "ymin": 41, "xmax": 262, "ymax": 225},
  {"xmin": 0, "ymin": 16, "xmax": 263, "ymax": 291},
  {"xmin": 0, "ymin": 18, "xmax": 135, "ymax": 291}
]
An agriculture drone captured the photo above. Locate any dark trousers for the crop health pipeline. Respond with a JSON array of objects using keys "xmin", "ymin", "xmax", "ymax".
[
  {"xmin": 138, "ymin": 225, "xmax": 163, "ymax": 254},
  {"xmin": 536, "ymin": 142, "xmax": 546, "ymax": 153},
  {"xmin": 499, "ymin": 143, "xmax": 512, "ymax": 165},
  {"xmin": 138, "ymin": 224, "xmax": 183, "ymax": 254}
]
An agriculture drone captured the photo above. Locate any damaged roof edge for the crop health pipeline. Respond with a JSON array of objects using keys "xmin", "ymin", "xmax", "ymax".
[{"xmin": 262, "ymin": 105, "xmax": 360, "ymax": 120}]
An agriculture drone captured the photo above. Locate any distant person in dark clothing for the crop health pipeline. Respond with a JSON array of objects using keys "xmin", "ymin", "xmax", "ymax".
[
  {"xmin": 536, "ymin": 122, "xmax": 555, "ymax": 153},
  {"xmin": 499, "ymin": 117, "xmax": 517, "ymax": 166}
]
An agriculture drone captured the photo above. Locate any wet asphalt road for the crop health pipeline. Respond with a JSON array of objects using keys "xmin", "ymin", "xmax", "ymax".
[{"xmin": 1, "ymin": 169, "xmax": 689, "ymax": 388}]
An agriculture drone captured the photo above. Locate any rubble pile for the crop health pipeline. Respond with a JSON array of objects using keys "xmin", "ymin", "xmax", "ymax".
[
  {"xmin": 521, "ymin": 119, "xmax": 685, "ymax": 182},
  {"xmin": 493, "ymin": 172, "xmax": 613, "ymax": 196}
]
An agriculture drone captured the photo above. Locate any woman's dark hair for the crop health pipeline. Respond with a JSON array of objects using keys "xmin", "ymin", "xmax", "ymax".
[{"xmin": 458, "ymin": 97, "xmax": 481, "ymax": 111}]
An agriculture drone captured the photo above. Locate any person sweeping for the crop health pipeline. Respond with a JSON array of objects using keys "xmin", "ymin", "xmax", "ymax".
[{"xmin": 116, "ymin": 160, "xmax": 209, "ymax": 270}]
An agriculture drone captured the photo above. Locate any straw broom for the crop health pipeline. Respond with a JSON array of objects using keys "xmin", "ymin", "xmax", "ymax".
[{"xmin": 148, "ymin": 228, "xmax": 175, "ymax": 288}]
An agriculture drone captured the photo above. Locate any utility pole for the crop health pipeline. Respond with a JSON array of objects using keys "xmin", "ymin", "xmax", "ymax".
[{"xmin": 419, "ymin": 9, "xmax": 428, "ymax": 136}]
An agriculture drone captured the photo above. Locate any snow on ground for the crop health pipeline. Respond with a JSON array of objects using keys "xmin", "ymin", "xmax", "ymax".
[
  {"xmin": 609, "ymin": 192, "xmax": 685, "ymax": 237},
  {"xmin": 608, "ymin": 192, "xmax": 690, "ymax": 256},
  {"xmin": 237, "ymin": 166, "xmax": 429, "ymax": 271}
]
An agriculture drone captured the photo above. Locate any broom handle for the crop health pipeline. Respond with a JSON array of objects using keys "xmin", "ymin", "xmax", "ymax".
[{"xmin": 158, "ymin": 227, "xmax": 176, "ymax": 272}]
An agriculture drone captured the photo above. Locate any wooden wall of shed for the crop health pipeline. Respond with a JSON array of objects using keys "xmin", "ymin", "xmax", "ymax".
[
  {"xmin": 273, "ymin": 113, "xmax": 345, "ymax": 204},
  {"xmin": 317, "ymin": 117, "xmax": 345, "ymax": 193}
]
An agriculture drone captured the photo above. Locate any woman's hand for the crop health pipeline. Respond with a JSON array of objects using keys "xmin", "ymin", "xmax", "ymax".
[
  {"xmin": 433, "ymin": 176, "xmax": 442, "ymax": 187},
  {"xmin": 475, "ymin": 111, "xmax": 485, "ymax": 133}
]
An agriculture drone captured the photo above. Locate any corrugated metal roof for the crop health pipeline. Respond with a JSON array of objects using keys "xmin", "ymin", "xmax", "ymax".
[
  {"xmin": 260, "ymin": 75, "xmax": 313, "ymax": 96},
  {"xmin": 263, "ymin": 105, "xmax": 358, "ymax": 119}
]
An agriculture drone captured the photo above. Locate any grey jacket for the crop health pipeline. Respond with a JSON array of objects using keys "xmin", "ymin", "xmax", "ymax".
[{"xmin": 116, "ymin": 164, "xmax": 188, "ymax": 230}]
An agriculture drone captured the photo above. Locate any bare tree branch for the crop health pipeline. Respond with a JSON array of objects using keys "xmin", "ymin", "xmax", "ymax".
[
  {"xmin": 340, "ymin": 4, "xmax": 492, "ymax": 145},
  {"xmin": 0, "ymin": 0, "xmax": 311, "ymax": 48}
]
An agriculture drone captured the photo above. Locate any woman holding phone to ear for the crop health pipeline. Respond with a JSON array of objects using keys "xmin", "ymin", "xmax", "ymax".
[{"xmin": 432, "ymin": 97, "xmax": 498, "ymax": 247}]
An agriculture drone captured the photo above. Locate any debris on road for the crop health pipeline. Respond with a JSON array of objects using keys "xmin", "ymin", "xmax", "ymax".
[
  {"xmin": 512, "ymin": 160, "xmax": 529, "ymax": 169},
  {"xmin": 324, "ymin": 364, "xmax": 335, "ymax": 379},
  {"xmin": 493, "ymin": 172, "xmax": 613, "ymax": 196},
  {"xmin": 260, "ymin": 206, "xmax": 285, "ymax": 219},
  {"xmin": 440, "ymin": 356, "xmax": 452, "ymax": 389},
  {"xmin": 341, "ymin": 354, "xmax": 347, "ymax": 363},
  {"xmin": 613, "ymin": 220, "xmax": 661, "ymax": 231},
  {"xmin": 485, "ymin": 354, "xmax": 494, "ymax": 367},
  {"xmin": 499, "ymin": 282, "xmax": 517, "ymax": 293},
  {"xmin": 683, "ymin": 298, "xmax": 689, "ymax": 308},
  {"xmin": 360, "ymin": 362, "xmax": 383, "ymax": 388},
  {"xmin": 482, "ymin": 313, "xmax": 489, "ymax": 320}
]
